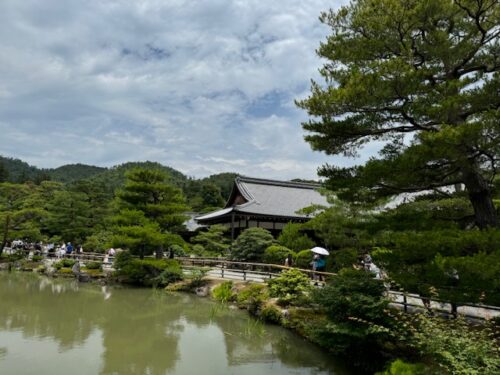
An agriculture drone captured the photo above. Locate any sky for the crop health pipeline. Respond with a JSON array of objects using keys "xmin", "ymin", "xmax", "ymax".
[{"xmin": 0, "ymin": 0, "xmax": 379, "ymax": 180}]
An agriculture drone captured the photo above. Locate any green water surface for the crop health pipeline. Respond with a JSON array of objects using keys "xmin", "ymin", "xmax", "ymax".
[{"xmin": 0, "ymin": 272, "xmax": 351, "ymax": 375}]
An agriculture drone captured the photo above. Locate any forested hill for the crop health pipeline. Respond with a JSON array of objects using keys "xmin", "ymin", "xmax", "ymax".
[
  {"xmin": 0, "ymin": 155, "xmax": 237, "ymax": 211},
  {"xmin": 49, "ymin": 164, "xmax": 107, "ymax": 183}
]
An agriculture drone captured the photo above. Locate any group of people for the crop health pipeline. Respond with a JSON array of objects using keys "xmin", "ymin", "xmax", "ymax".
[{"xmin": 55, "ymin": 242, "xmax": 83, "ymax": 258}]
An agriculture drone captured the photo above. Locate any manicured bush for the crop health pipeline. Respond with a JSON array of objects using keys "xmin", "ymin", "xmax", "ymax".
[
  {"xmin": 236, "ymin": 284, "xmax": 268, "ymax": 314},
  {"xmin": 260, "ymin": 305, "xmax": 282, "ymax": 324},
  {"xmin": 84, "ymin": 261, "xmax": 102, "ymax": 270},
  {"xmin": 54, "ymin": 259, "xmax": 76, "ymax": 269},
  {"xmin": 114, "ymin": 253, "xmax": 183, "ymax": 287},
  {"xmin": 32, "ymin": 255, "xmax": 44, "ymax": 262},
  {"xmin": 231, "ymin": 228, "xmax": 274, "ymax": 262},
  {"xmin": 277, "ymin": 223, "xmax": 315, "ymax": 252},
  {"xmin": 212, "ymin": 281, "xmax": 234, "ymax": 303},
  {"xmin": 312, "ymin": 269, "xmax": 393, "ymax": 369},
  {"xmin": 268, "ymin": 268, "xmax": 312, "ymax": 306},
  {"xmin": 294, "ymin": 249, "xmax": 313, "ymax": 269},
  {"xmin": 262, "ymin": 245, "xmax": 295, "ymax": 265}
]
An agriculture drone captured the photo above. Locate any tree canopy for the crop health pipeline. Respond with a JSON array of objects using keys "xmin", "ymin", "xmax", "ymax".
[{"xmin": 298, "ymin": 0, "xmax": 499, "ymax": 228}]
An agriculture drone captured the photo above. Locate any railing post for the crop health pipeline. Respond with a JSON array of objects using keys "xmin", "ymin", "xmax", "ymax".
[
  {"xmin": 243, "ymin": 270, "xmax": 246, "ymax": 281},
  {"xmin": 221, "ymin": 262, "xmax": 224, "ymax": 278},
  {"xmin": 403, "ymin": 293, "xmax": 408, "ymax": 313}
]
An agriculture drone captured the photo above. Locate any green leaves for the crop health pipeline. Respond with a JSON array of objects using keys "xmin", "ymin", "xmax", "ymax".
[{"xmin": 299, "ymin": 0, "xmax": 500, "ymax": 227}]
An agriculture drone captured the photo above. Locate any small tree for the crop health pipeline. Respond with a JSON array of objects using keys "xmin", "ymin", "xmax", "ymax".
[
  {"xmin": 191, "ymin": 224, "xmax": 230, "ymax": 256},
  {"xmin": 231, "ymin": 228, "xmax": 274, "ymax": 261},
  {"xmin": 277, "ymin": 223, "xmax": 314, "ymax": 252},
  {"xmin": 112, "ymin": 168, "xmax": 188, "ymax": 258},
  {"xmin": 312, "ymin": 269, "xmax": 394, "ymax": 368}
]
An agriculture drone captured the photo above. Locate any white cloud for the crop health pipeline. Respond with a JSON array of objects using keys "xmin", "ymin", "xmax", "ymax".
[{"xmin": 0, "ymin": 0, "xmax": 363, "ymax": 180}]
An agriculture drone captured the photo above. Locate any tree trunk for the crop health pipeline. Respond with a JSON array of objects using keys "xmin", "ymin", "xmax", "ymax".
[
  {"xmin": 140, "ymin": 244, "xmax": 145, "ymax": 260},
  {"xmin": 0, "ymin": 215, "xmax": 10, "ymax": 257},
  {"xmin": 156, "ymin": 245, "xmax": 163, "ymax": 259},
  {"xmin": 461, "ymin": 165, "xmax": 498, "ymax": 229}
]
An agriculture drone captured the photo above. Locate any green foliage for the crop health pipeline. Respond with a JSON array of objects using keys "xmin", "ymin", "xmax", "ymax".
[
  {"xmin": 373, "ymin": 229, "xmax": 500, "ymax": 304},
  {"xmin": 84, "ymin": 261, "xmax": 101, "ymax": 270},
  {"xmin": 44, "ymin": 189, "xmax": 93, "ymax": 243},
  {"xmin": 236, "ymin": 284, "xmax": 268, "ymax": 314},
  {"xmin": 260, "ymin": 305, "xmax": 282, "ymax": 324},
  {"xmin": 191, "ymin": 225, "xmax": 230, "ymax": 256},
  {"xmin": 31, "ymin": 255, "xmax": 44, "ymax": 262},
  {"xmin": 54, "ymin": 259, "xmax": 76, "ymax": 270},
  {"xmin": 231, "ymin": 228, "xmax": 275, "ymax": 262},
  {"xmin": 328, "ymin": 248, "xmax": 358, "ymax": 272},
  {"xmin": 113, "ymin": 250, "xmax": 133, "ymax": 270},
  {"xmin": 83, "ymin": 230, "xmax": 113, "ymax": 253},
  {"xmin": 262, "ymin": 245, "xmax": 295, "ymax": 265},
  {"xmin": 114, "ymin": 256, "xmax": 182, "ymax": 287},
  {"xmin": 111, "ymin": 168, "xmax": 188, "ymax": 258},
  {"xmin": 212, "ymin": 281, "xmax": 234, "ymax": 303},
  {"xmin": 277, "ymin": 223, "xmax": 314, "ymax": 252},
  {"xmin": 0, "ymin": 183, "xmax": 44, "ymax": 255},
  {"xmin": 376, "ymin": 359, "xmax": 427, "ymax": 375},
  {"xmin": 185, "ymin": 267, "xmax": 209, "ymax": 289},
  {"xmin": 294, "ymin": 249, "xmax": 313, "ymax": 269},
  {"xmin": 268, "ymin": 268, "xmax": 312, "ymax": 306},
  {"xmin": 312, "ymin": 269, "xmax": 393, "ymax": 365},
  {"xmin": 409, "ymin": 315, "xmax": 499, "ymax": 375},
  {"xmin": 306, "ymin": 198, "xmax": 372, "ymax": 251},
  {"xmin": 297, "ymin": 0, "xmax": 499, "ymax": 228}
]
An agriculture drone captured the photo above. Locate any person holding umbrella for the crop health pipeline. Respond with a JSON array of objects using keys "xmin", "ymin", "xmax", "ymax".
[{"xmin": 310, "ymin": 247, "xmax": 329, "ymax": 282}]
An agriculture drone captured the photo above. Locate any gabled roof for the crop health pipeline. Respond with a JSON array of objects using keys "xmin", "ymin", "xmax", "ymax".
[{"xmin": 196, "ymin": 176, "xmax": 328, "ymax": 222}]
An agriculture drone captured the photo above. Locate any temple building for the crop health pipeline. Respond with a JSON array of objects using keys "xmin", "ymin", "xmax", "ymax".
[{"xmin": 195, "ymin": 176, "xmax": 329, "ymax": 239}]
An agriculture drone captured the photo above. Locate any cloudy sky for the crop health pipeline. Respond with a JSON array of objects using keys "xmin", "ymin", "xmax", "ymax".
[{"xmin": 0, "ymin": 0, "xmax": 377, "ymax": 180}]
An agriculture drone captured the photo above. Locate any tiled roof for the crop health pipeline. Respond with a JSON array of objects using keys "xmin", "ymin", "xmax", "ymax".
[{"xmin": 196, "ymin": 176, "xmax": 328, "ymax": 222}]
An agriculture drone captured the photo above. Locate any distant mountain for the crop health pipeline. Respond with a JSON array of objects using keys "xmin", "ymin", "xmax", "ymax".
[
  {"xmin": 85, "ymin": 161, "xmax": 190, "ymax": 197},
  {"xmin": 0, "ymin": 156, "xmax": 45, "ymax": 183},
  {"xmin": 0, "ymin": 154, "xmax": 239, "ymax": 209},
  {"xmin": 48, "ymin": 164, "xmax": 107, "ymax": 183}
]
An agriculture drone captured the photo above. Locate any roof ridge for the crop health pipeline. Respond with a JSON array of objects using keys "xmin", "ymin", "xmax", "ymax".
[{"xmin": 237, "ymin": 176, "xmax": 322, "ymax": 189}]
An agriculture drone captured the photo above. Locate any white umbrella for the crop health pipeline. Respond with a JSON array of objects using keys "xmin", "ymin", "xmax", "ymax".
[{"xmin": 310, "ymin": 247, "xmax": 329, "ymax": 256}]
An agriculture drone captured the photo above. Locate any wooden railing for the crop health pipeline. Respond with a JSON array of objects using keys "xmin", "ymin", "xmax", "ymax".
[{"xmin": 8, "ymin": 251, "xmax": 499, "ymax": 320}]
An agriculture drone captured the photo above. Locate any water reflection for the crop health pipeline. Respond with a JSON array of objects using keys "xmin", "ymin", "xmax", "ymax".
[{"xmin": 0, "ymin": 273, "xmax": 350, "ymax": 374}]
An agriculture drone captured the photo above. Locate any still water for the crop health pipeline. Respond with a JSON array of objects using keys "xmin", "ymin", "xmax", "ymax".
[{"xmin": 0, "ymin": 273, "xmax": 351, "ymax": 375}]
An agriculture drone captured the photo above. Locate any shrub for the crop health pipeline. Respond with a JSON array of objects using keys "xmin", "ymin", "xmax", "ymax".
[
  {"xmin": 114, "ymin": 250, "xmax": 133, "ymax": 270},
  {"xmin": 212, "ymin": 281, "xmax": 234, "ymax": 303},
  {"xmin": 409, "ymin": 314, "xmax": 499, "ymax": 375},
  {"xmin": 191, "ymin": 224, "xmax": 230, "ymax": 256},
  {"xmin": 328, "ymin": 248, "xmax": 358, "ymax": 272},
  {"xmin": 115, "ymin": 254, "xmax": 183, "ymax": 287},
  {"xmin": 84, "ymin": 261, "xmax": 102, "ymax": 270},
  {"xmin": 236, "ymin": 284, "xmax": 268, "ymax": 314},
  {"xmin": 54, "ymin": 259, "xmax": 76, "ymax": 269},
  {"xmin": 268, "ymin": 268, "xmax": 311, "ymax": 305},
  {"xmin": 312, "ymin": 269, "xmax": 394, "ymax": 369},
  {"xmin": 231, "ymin": 228, "xmax": 274, "ymax": 262},
  {"xmin": 277, "ymin": 223, "xmax": 315, "ymax": 251},
  {"xmin": 186, "ymin": 267, "xmax": 209, "ymax": 289},
  {"xmin": 376, "ymin": 359, "xmax": 427, "ymax": 375},
  {"xmin": 152, "ymin": 264, "xmax": 183, "ymax": 287},
  {"xmin": 32, "ymin": 255, "xmax": 44, "ymax": 262},
  {"xmin": 262, "ymin": 245, "xmax": 295, "ymax": 265},
  {"xmin": 260, "ymin": 305, "xmax": 282, "ymax": 324},
  {"xmin": 294, "ymin": 249, "xmax": 313, "ymax": 269}
]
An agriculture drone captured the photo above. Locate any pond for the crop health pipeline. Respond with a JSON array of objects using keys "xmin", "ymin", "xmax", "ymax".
[{"xmin": 0, "ymin": 273, "xmax": 352, "ymax": 375}]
